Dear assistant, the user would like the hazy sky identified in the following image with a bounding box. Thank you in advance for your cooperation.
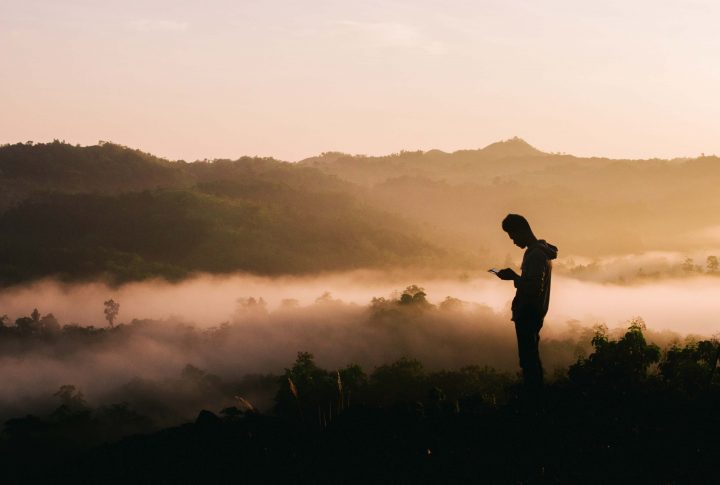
[2,0,719,161]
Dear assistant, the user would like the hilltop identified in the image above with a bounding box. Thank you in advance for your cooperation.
[298,137,556,186]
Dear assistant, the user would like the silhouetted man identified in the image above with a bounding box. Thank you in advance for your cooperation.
[494,214,557,392]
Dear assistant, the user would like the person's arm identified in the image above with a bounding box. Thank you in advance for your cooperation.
[496,268,518,280]
[513,251,546,296]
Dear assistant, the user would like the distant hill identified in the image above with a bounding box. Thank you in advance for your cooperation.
[298,138,720,257]
[1,139,719,284]
[476,136,544,158]
[298,137,587,186]
[0,142,448,285]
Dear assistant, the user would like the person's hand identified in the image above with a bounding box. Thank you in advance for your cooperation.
[496,268,518,281]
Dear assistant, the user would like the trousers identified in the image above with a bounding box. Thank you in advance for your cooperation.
[514,316,544,389]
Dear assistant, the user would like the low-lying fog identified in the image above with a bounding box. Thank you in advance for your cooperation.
[1,268,719,336]
[1,257,719,422]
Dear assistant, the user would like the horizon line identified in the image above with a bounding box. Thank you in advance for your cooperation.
[1,137,716,164]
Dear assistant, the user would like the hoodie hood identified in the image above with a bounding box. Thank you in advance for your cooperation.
[530,239,558,260]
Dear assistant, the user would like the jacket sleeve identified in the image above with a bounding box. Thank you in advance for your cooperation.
[514,250,546,297]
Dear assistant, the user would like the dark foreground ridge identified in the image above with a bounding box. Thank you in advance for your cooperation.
[2,322,720,484]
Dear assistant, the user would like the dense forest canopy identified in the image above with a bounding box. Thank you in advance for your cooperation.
[1,138,718,285]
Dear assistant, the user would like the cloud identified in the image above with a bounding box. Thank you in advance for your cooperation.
[333,20,446,54]
[127,19,189,32]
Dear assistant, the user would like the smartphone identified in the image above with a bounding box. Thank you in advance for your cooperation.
[488,268,500,275]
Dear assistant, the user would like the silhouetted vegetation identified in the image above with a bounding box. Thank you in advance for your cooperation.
[1,307,719,483]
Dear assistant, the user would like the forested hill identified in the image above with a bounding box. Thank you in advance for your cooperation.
[0,141,448,285]
[300,137,720,258]
[297,136,686,186]
[0,141,190,210]
[0,141,353,210]
[298,137,556,186]
[2,138,719,285]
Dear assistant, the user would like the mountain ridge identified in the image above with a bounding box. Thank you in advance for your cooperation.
[2,139,720,285]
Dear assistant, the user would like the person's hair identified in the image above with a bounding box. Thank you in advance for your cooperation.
[502,213,532,234]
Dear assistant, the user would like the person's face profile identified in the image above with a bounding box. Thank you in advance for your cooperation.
[507,229,526,248]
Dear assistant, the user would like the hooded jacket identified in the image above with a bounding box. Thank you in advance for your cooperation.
[511,239,558,323]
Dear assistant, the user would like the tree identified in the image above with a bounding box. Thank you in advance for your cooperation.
[660,339,718,392]
[39,313,60,333]
[275,352,336,423]
[370,357,427,405]
[707,255,719,273]
[15,316,37,334]
[439,296,463,311]
[568,319,660,388]
[104,299,120,327]
[54,384,87,408]
[400,285,428,306]
[51,384,89,420]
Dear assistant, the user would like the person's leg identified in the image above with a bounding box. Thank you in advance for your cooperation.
[534,318,544,387]
[514,319,543,389]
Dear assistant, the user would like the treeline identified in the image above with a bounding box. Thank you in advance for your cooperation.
[558,254,720,284]
[1,322,719,483]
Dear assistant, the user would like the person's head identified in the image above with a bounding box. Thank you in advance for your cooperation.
[502,214,535,248]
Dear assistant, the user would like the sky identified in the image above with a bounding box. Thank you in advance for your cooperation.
[1,0,719,162]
